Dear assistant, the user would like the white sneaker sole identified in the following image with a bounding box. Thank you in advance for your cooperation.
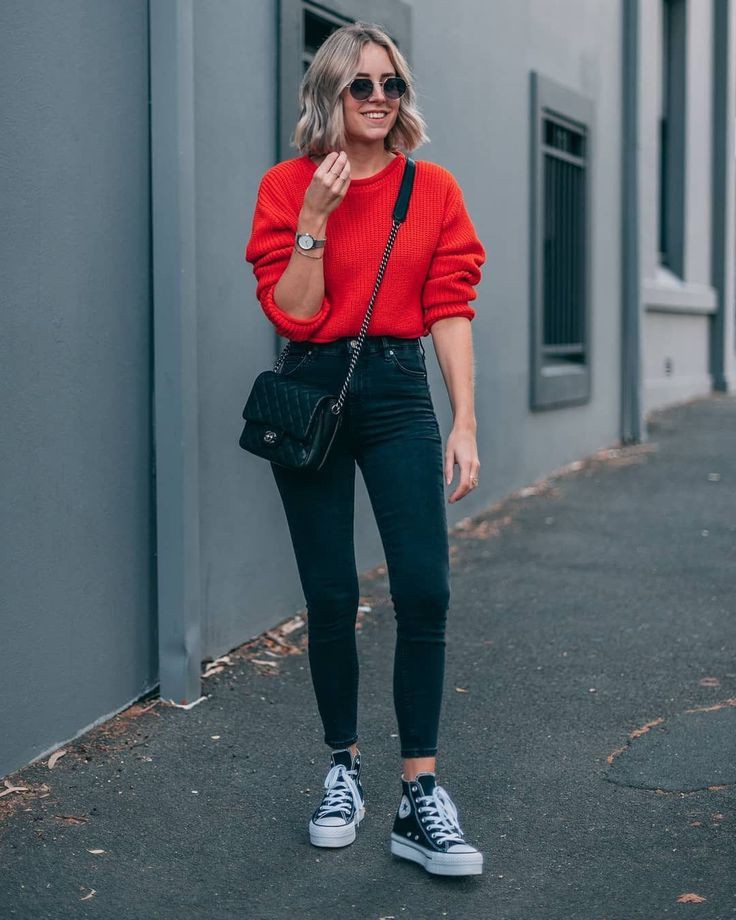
[309,804,365,848]
[390,833,483,876]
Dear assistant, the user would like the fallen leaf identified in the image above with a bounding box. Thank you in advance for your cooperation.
[455,687,469,693]
[80,889,97,901]
[87,849,106,855]
[202,664,226,678]
[0,780,30,798]
[164,696,207,710]
[676,893,706,904]
[264,631,291,648]
[48,749,67,769]
[453,514,512,540]
[202,655,234,678]
[279,616,305,636]
[54,814,89,825]
[249,659,278,668]
[699,676,720,687]
[137,699,161,714]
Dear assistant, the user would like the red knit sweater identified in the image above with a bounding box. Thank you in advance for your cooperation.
[244,150,486,342]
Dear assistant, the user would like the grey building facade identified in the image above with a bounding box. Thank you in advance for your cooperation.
[1,0,733,778]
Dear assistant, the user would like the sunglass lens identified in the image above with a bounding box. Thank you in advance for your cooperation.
[349,78,373,101]
[384,77,407,99]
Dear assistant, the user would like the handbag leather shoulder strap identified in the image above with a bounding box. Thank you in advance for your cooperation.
[393,155,415,223]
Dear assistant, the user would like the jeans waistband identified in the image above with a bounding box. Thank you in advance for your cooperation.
[286,335,425,357]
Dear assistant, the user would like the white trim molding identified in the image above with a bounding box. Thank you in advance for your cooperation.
[643,266,717,314]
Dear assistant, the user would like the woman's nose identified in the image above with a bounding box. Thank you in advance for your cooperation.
[368,82,387,102]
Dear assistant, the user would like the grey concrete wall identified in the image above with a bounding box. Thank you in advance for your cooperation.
[193,0,296,656]
[0,1,155,776]
[412,0,623,505]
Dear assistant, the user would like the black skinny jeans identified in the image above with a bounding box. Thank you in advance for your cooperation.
[270,334,450,759]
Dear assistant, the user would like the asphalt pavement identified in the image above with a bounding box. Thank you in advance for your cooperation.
[1,394,735,920]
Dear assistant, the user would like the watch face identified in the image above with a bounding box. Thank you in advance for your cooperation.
[297,233,314,250]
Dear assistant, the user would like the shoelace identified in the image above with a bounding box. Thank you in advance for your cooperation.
[316,764,362,819]
[416,784,466,845]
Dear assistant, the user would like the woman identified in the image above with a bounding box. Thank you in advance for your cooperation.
[245,22,486,877]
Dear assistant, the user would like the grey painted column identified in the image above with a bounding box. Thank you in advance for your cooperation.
[710,0,734,391]
[621,0,644,443]
[149,0,202,703]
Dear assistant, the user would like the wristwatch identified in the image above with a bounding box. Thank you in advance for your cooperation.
[295,231,326,252]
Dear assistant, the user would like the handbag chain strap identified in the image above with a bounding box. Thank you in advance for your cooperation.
[272,156,415,416]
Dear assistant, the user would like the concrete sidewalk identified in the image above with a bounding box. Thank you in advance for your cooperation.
[1,395,735,920]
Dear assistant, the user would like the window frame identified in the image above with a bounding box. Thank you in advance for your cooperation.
[529,70,594,410]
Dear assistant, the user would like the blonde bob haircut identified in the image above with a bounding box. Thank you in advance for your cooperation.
[293,21,429,155]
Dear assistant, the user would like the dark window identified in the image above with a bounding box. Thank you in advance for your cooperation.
[303,5,349,71]
[542,114,587,367]
[658,0,686,275]
[658,0,670,261]
[530,73,593,409]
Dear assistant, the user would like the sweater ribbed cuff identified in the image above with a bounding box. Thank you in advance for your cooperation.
[423,303,476,331]
[261,288,331,341]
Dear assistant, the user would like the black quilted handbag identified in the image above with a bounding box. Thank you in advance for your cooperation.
[239,156,415,471]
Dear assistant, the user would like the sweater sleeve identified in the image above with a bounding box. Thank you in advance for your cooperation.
[244,168,331,341]
[421,175,486,331]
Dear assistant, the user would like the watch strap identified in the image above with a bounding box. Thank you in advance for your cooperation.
[295,232,326,250]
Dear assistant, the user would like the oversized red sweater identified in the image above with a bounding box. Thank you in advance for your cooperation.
[244,150,486,342]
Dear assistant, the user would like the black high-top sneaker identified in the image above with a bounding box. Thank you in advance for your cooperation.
[308,748,365,848]
[390,771,483,876]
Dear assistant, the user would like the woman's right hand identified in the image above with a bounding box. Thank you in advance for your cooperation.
[273,152,349,320]
[302,150,351,219]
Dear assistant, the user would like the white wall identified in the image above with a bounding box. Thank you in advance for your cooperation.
[639,0,718,413]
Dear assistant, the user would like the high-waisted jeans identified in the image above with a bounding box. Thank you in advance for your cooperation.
[270,334,450,758]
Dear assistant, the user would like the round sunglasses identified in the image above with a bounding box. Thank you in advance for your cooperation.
[343,76,407,101]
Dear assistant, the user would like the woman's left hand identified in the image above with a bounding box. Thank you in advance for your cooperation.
[445,425,480,503]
